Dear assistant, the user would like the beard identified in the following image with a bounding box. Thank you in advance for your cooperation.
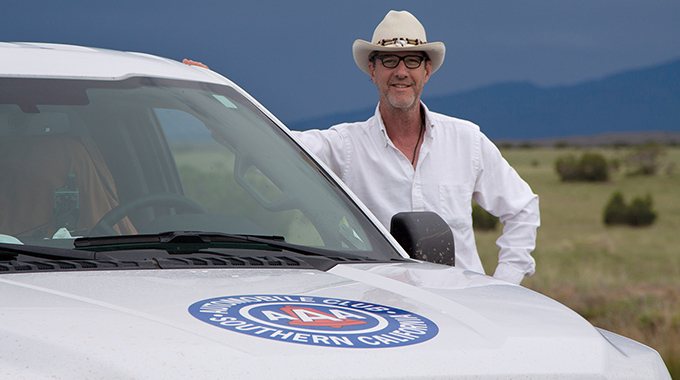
[386,92,417,110]
[383,83,420,110]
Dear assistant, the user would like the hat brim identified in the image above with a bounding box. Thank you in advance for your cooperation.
[352,39,446,76]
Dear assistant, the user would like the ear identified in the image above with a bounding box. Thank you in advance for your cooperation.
[368,61,378,84]
[422,60,432,84]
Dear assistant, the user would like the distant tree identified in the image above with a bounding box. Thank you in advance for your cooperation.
[555,152,609,182]
[555,154,579,181]
[613,141,631,149]
[624,143,664,176]
[577,153,609,182]
[627,194,657,226]
[603,191,629,225]
[603,191,657,227]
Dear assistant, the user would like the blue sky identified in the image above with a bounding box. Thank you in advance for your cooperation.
[4,0,680,125]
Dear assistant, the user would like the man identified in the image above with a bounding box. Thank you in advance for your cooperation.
[183,10,539,284]
[292,10,540,285]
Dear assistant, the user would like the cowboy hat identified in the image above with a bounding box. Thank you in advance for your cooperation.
[352,10,446,75]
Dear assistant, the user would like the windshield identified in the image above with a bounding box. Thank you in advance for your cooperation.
[0,77,400,260]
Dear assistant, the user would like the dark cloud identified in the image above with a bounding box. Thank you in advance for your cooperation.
[4,0,680,124]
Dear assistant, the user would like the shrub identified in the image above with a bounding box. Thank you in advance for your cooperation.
[603,191,629,225]
[472,203,498,231]
[555,154,579,181]
[624,144,664,176]
[603,192,657,227]
[627,194,657,226]
[555,152,609,182]
[577,153,609,182]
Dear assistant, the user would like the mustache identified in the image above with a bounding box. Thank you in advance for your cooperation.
[388,80,414,86]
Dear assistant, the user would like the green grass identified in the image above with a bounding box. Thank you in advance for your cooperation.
[476,146,680,377]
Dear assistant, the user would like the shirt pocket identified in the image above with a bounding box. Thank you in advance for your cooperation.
[438,183,474,230]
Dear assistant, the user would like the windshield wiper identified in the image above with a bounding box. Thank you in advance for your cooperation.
[75,231,278,250]
[74,231,373,261]
[0,242,105,261]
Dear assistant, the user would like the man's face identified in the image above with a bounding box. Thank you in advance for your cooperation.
[368,52,432,112]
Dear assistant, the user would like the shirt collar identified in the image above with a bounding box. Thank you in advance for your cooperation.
[374,104,389,147]
[421,102,434,136]
[374,101,434,147]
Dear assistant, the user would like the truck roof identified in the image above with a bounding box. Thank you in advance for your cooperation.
[0,42,222,83]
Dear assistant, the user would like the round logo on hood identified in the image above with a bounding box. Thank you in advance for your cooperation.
[189,295,438,348]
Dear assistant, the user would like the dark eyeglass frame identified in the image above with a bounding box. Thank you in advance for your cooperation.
[373,54,428,69]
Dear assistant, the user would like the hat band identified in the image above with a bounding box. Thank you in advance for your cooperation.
[376,37,426,47]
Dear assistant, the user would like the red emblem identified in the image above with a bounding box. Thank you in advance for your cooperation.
[279,305,368,328]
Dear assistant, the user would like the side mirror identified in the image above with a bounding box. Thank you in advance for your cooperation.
[390,211,455,266]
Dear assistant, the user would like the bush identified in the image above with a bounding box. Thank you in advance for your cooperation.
[555,152,609,182]
[555,154,579,181]
[628,194,657,226]
[624,143,664,176]
[577,153,609,181]
[603,192,657,227]
[472,203,498,231]
[603,191,629,225]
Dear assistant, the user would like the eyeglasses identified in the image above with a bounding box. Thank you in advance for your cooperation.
[373,54,427,69]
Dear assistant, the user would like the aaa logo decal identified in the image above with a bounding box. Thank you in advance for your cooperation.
[188,295,438,348]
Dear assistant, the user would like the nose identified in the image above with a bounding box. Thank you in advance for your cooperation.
[393,60,410,76]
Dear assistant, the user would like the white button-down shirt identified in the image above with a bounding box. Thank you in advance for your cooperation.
[293,103,539,284]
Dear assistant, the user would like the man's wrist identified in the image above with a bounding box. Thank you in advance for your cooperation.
[493,262,526,285]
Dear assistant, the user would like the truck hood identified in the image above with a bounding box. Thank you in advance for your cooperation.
[0,262,669,379]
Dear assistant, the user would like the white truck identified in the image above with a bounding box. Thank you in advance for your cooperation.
[0,42,671,379]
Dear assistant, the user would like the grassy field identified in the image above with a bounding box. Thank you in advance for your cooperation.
[476,145,680,377]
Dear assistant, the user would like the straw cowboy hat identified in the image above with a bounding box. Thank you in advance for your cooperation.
[352,10,446,75]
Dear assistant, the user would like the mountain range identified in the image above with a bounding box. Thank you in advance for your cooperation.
[288,58,680,143]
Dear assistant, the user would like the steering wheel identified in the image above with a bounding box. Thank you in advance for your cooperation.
[88,193,206,236]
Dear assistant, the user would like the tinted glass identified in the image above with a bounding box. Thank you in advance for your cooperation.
[0,77,400,260]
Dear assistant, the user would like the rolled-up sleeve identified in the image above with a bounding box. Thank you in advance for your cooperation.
[473,134,540,284]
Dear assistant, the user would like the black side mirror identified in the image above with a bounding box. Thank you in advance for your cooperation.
[390,211,455,266]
